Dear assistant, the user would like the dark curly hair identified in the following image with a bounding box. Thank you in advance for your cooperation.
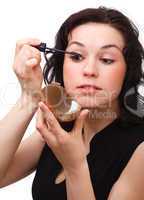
[43,7,144,124]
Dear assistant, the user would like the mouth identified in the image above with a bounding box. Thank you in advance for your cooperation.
[77,84,102,91]
[76,84,102,95]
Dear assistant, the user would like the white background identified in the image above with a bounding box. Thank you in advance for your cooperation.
[0,0,144,199]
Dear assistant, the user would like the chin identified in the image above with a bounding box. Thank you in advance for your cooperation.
[75,96,108,109]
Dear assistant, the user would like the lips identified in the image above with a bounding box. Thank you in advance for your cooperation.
[77,84,102,90]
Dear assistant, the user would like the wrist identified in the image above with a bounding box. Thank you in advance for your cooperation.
[64,160,95,200]
[19,91,42,113]
[64,159,89,178]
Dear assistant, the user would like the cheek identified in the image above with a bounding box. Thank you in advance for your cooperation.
[103,64,126,99]
[63,62,79,93]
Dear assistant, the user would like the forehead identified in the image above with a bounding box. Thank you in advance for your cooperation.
[68,22,125,49]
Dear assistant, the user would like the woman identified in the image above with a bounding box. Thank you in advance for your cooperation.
[1,7,144,200]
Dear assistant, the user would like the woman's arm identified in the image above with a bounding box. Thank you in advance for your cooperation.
[0,95,38,181]
[0,38,43,182]
[108,142,144,200]
[36,102,96,200]
[36,102,144,200]
[65,141,144,200]
[0,130,45,188]
[0,102,45,188]
[0,94,42,182]
[64,161,96,200]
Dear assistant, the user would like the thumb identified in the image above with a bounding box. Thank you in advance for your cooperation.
[73,109,89,136]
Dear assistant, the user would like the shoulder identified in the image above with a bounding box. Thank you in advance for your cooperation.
[117,120,144,151]
[119,141,144,180]
[109,141,144,199]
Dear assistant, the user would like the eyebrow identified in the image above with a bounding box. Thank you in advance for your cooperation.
[68,41,85,48]
[101,44,122,52]
[68,41,122,52]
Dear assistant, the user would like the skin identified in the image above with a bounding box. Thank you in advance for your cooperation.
[0,24,144,200]
[64,23,126,109]
[63,23,126,142]
[36,23,144,199]
[0,38,45,185]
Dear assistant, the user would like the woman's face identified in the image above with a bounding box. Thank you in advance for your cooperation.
[63,22,126,109]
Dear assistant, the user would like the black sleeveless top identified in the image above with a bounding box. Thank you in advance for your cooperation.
[32,119,144,200]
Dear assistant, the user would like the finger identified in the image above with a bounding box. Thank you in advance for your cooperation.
[19,45,41,71]
[15,38,41,53]
[73,109,89,136]
[36,108,56,146]
[36,108,45,140]
[36,108,47,136]
[17,58,41,79]
[38,101,65,137]
[21,44,41,61]
[26,58,39,68]
[36,108,44,126]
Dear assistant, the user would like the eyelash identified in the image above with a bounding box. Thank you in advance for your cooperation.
[69,54,83,62]
[100,58,115,65]
[68,54,115,65]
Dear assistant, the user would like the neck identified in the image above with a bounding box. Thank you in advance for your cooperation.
[83,100,120,143]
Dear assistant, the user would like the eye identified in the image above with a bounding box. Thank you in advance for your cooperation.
[69,52,83,62]
[100,58,115,65]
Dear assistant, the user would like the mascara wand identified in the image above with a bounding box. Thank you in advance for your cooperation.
[35,42,81,57]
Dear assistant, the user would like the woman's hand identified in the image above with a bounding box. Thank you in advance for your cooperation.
[13,38,43,103]
[36,101,89,173]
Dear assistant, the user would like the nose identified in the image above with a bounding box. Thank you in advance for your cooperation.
[83,57,99,77]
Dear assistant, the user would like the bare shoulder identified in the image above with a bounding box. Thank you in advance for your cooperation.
[108,142,144,200]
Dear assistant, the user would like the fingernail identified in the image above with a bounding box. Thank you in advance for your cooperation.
[39,102,48,110]
[26,58,37,66]
[85,109,90,114]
